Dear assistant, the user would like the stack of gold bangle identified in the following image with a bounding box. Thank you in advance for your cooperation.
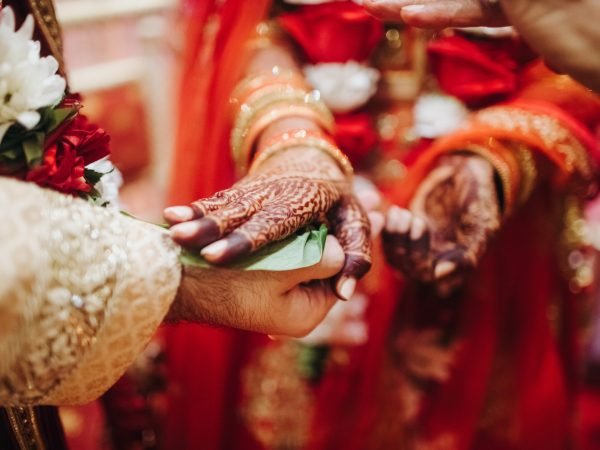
[230,69,335,173]
[249,128,354,178]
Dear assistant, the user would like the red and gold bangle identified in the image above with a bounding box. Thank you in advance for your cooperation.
[463,141,519,217]
[249,129,354,177]
[231,89,334,172]
[231,71,308,108]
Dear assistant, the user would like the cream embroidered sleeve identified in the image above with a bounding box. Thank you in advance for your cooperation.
[0,178,181,406]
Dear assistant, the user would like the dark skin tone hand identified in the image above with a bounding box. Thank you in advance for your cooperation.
[383,154,501,296]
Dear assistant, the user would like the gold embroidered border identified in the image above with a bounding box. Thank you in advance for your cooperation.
[463,144,515,216]
[473,107,593,180]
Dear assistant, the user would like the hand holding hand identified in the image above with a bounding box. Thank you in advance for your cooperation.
[165,147,372,300]
[383,154,500,295]
[167,236,346,337]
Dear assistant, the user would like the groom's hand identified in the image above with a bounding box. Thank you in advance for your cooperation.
[164,147,372,301]
[166,236,346,337]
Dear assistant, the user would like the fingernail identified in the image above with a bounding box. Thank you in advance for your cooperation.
[386,206,411,234]
[434,260,456,279]
[410,217,426,240]
[170,221,201,239]
[337,277,357,301]
[201,239,229,260]
[397,209,412,234]
[164,206,194,221]
[402,4,427,13]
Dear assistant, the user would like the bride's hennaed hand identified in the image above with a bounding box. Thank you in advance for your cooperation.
[383,154,501,296]
[164,147,372,300]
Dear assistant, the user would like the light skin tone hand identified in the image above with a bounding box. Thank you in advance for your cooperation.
[383,154,501,296]
[166,236,346,338]
[363,0,600,92]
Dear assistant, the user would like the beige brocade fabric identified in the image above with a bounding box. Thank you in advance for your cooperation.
[0,178,181,405]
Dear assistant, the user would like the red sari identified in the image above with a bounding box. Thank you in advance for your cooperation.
[165,1,600,449]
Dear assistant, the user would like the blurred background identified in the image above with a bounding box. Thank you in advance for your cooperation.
[57,0,181,222]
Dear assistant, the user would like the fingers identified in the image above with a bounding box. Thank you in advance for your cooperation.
[255,242,348,336]
[383,205,433,280]
[329,196,373,300]
[353,175,382,213]
[170,196,263,250]
[163,205,196,224]
[363,0,507,28]
[274,280,340,338]
[363,0,419,21]
[200,202,317,264]
[163,187,245,225]
[368,211,385,238]
[280,236,346,288]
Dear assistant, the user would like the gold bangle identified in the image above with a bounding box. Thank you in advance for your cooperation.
[249,130,354,177]
[237,106,336,173]
[230,70,307,106]
[514,144,538,205]
[464,143,515,216]
[231,89,334,169]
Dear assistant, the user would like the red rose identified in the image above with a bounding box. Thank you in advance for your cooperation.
[428,33,535,107]
[279,2,383,63]
[335,112,379,167]
[27,115,110,194]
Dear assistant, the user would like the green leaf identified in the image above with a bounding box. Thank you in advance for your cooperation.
[48,107,77,132]
[0,148,22,160]
[121,211,329,272]
[181,224,328,271]
[22,133,44,165]
[84,168,105,185]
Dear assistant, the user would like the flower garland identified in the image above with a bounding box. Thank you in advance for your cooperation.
[0,6,113,203]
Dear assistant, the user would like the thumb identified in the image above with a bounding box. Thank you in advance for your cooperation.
[278,236,345,289]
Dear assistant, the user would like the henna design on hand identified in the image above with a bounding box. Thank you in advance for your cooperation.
[383,154,501,295]
[166,148,373,296]
[329,195,372,288]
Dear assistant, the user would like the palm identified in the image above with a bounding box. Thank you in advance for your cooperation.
[383,154,500,294]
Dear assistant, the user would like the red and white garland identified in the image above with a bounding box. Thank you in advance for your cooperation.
[0,6,116,204]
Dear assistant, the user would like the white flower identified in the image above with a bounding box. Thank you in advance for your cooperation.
[412,93,469,139]
[0,6,66,142]
[304,61,380,114]
[86,158,123,209]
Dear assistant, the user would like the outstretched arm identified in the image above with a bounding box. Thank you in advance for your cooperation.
[0,178,347,406]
